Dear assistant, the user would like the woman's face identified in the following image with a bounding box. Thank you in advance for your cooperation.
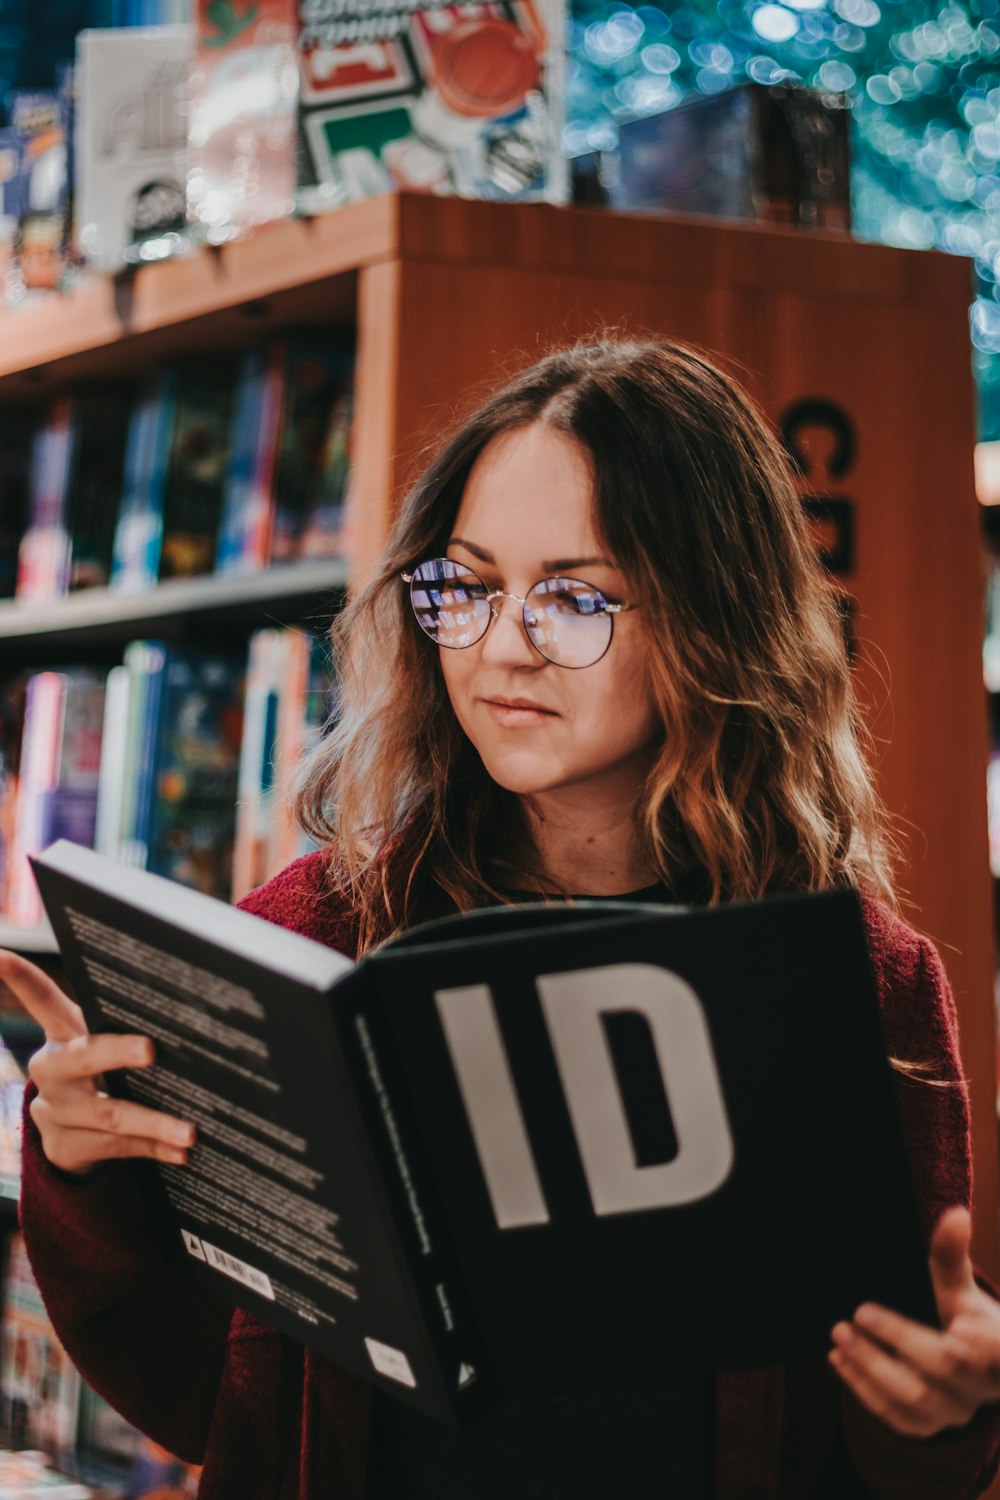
[437,424,662,803]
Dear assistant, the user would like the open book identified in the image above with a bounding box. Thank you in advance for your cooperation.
[29,841,935,1424]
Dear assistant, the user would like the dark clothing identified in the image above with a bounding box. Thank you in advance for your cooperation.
[19,851,1000,1499]
[367,1377,711,1498]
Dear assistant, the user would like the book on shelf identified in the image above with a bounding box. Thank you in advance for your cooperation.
[15,402,76,602]
[109,373,177,594]
[0,414,32,600]
[296,0,567,210]
[216,340,354,572]
[10,87,71,298]
[270,343,355,563]
[0,1236,199,1497]
[0,1234,82,1460]
[74,25,192,270]
[95,642,243,900]
[5,671,107,928]
[31,840,934,1425]
[188,0,297,238]
[65,389,134,592]
[159,357,239,580]
[232,628,337,900]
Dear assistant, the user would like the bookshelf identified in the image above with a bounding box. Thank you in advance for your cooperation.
[0,191,995,1282]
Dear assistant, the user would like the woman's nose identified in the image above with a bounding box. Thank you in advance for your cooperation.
[480,595,540,665]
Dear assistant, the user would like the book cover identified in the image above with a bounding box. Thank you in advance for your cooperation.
[297,0,566,209]
[75,26,192,270]
[65,388,133,591]
[110,373,177,594]
[9,91,69,297]
[159,358,239,580]
[15,401,77,602]
[188,0,298,239]
[0,674,28,910]
[31,842,937,1425]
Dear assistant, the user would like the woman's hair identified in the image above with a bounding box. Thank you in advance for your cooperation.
[296,338,897,953]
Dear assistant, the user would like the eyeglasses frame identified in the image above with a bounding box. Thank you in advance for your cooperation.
[400,559,638,669]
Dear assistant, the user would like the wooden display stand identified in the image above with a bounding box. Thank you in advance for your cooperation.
[0,193,994,1281]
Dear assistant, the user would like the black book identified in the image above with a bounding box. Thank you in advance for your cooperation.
[29,840,936,1425]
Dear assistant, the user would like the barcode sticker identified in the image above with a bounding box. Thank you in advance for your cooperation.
[182,1228,275,1301]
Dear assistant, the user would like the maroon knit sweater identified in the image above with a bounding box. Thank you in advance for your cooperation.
[18,852,1000,1498]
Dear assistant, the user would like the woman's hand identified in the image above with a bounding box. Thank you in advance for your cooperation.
[829,1206,1000,1436]
[0,948,196,1176]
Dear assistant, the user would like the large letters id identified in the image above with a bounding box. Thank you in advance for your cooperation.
[435,963,734,1230]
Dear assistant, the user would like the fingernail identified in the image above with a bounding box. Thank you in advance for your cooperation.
[169,1123,195,1147]
[131,1040,154,1066]
[832,1323,854,1345]
[854,1306,877,1331]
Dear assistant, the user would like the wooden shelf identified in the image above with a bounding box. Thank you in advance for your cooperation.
[0,559,347,657]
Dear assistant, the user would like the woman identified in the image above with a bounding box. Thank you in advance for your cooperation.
[7,338,1000,1498]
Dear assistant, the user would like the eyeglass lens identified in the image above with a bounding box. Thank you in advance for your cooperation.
[407,558,614,669]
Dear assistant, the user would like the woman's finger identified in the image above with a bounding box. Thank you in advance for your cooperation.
[36,1121,192,1176]
[851,1302,994,1402]
[28,1032,154,1090]
[31,1090,196,1151]
[830,1327,971,1434]
[0,949,85,1042]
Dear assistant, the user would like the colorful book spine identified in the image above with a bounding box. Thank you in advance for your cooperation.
[159,356,239,579]
[109,373,176,593]
[15,400,76,601]
[93,664,132,860]
[144,645,244,899]
[65,388,133,591]
[215,348,269,575]
[6,669,106,926]
[271,343,354,563]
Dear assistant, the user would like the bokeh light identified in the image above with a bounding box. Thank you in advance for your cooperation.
[566,0,1000,438]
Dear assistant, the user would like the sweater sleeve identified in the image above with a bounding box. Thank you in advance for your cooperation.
[840,929,1000,1499]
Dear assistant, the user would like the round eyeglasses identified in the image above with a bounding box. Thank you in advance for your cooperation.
[401,557,637,669]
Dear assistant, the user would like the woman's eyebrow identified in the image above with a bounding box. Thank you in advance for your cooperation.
[448,537,615,573]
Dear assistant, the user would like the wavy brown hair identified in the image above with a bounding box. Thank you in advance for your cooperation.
[296,338,897,954]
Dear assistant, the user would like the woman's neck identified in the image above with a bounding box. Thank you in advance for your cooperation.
[521,785,660,897]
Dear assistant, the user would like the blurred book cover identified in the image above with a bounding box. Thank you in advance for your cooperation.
[188,0,298,237]
[75,26,192,269]
[609,83,851,230]
[9,87,70,296]
[297,0,566,208]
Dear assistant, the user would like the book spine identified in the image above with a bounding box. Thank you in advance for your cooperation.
[232,628,279,901]
[336,982,487,1421]
[110,384,167,593]
[248,340,286,567]
[93,664,131,859]
[216,349,266,576]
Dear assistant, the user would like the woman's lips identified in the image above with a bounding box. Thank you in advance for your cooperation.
[482,698,558,727]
